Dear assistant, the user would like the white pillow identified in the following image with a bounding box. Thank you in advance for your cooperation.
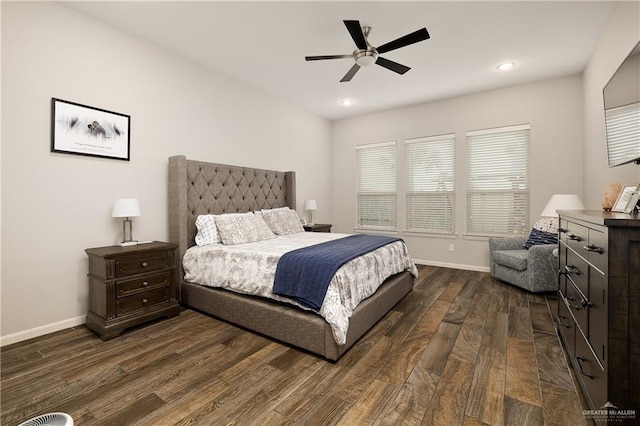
[261,207,305,235]
[194,214,221,246]
[214,212,276,245]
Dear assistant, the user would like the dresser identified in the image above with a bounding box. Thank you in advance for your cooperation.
[85,241,181,340]
[557,210,639,421]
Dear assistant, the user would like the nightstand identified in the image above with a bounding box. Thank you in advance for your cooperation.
[304,223,332,233]
[84,241,181,340]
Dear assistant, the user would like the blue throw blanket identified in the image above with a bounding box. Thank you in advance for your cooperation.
[272,234,402,310]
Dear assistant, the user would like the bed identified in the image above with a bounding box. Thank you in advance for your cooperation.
[168,155,416,360]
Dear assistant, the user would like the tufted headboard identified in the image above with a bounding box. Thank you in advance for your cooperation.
[168,155,296,277]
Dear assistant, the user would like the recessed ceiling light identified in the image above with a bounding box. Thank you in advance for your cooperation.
[497,62,515,71]
[340,98,355,106]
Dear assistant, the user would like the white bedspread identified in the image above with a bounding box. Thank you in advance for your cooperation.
[182,232,417,345]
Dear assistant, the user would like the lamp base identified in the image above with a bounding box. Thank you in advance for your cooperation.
[120,241,138,247]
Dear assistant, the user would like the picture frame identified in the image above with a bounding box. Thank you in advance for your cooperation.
[51,98,130,161]
[299,217,307,225]
[611,184,639,213]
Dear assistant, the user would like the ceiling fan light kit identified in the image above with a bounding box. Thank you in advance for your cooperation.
[306,20,430,82]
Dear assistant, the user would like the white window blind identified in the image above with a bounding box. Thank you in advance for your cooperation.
[405,134,455,234]
[467,124,530,236]
[605,102,640,166]
[356,141,397,230]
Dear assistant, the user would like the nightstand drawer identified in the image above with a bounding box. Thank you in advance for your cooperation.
[116,272,170,298]
[115,253,170,277]
[117,287,170,315]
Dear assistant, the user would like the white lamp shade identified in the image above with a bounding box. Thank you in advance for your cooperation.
[112,198,141,218]
[540,194,585,217]
[304,200,317,211]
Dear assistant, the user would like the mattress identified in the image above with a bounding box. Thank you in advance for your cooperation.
[182,232,417,344]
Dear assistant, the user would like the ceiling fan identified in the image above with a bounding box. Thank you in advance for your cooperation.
[305,20,430,82]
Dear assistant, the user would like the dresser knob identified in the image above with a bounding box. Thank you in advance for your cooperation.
[141,262,148,267]
[142,281,149,287]
[142,298,148,304]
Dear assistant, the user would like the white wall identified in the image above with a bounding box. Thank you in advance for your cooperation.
[582,1,640,207]
[0,2,331,343]
[331,75,585,270]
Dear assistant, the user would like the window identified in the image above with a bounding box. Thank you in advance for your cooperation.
[605,102,640,166]
[356,141,397,230]
[466,124,530,236]
[405,134,455,234]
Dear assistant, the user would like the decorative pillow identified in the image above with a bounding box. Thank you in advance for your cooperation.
[523,218,559,249]
[533,217,558,234]
[261,207,305,235]
[194,215,221,246]
[214,212,276,245]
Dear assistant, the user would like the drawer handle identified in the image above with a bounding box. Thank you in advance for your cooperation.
[142,298,148,304]
[565,265,581,275]
[141,262,148,268]
[568,233,583,242]
[582,244,604,254]
[142,281,149,287]
[576,356,594,379]
[558,315,571,329]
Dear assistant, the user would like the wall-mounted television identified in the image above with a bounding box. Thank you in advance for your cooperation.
[603,41,640,167]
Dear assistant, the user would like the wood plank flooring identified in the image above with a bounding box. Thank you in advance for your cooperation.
[1,266,589,425]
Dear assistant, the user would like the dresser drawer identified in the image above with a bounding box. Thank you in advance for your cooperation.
[565,249,588,298]
[116,271,170,298]
[584,228,607,274]
[115,252,171,277]
[575,333,607,408]
[588,270,607,366]
[564,221,588,255]
[558,293,576,355]
[116,287,170,315]
[565,279,588,334]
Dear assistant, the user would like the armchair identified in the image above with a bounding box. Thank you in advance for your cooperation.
[489,236,557,293]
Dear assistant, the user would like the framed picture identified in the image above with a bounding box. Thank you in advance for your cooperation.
[51,98,130,161]
[612,184,639,213]
[299,217,307,225]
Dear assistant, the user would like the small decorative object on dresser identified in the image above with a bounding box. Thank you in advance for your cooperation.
[611,184,639,213]
[303,223,332,233]
[85,241,180,340]
[602,183,622,211]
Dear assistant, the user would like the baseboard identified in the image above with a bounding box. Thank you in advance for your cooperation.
[412,258,491,273]
[0,315,86,347]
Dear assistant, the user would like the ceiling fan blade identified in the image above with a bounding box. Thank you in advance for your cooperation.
[305,54,353,61]
[375,57,411,75]
[377,28,430,54]
[344,20,368,50]
[340,63,361,82]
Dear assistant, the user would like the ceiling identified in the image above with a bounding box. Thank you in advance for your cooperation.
[63,1,617,120]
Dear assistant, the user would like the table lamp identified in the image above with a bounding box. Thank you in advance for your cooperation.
[112,198,141,246]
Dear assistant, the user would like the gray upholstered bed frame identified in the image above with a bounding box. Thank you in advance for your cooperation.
[168,155,414,360]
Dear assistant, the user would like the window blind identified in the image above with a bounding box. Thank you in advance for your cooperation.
[605,102,640,166]
[405,134,455,234]
[356,141,397,230]
[466,124,530,236]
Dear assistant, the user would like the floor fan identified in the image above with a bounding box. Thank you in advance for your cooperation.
[18,413,73,426]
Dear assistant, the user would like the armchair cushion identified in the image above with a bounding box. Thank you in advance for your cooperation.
[493,249,528,271]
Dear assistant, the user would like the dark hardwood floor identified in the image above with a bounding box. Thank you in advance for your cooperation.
[1,266,589,425]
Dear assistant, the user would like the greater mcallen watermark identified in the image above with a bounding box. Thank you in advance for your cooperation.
[583,402,636,423]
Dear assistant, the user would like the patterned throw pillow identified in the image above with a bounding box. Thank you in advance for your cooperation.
[523,218,559,249]
[261,207,305,235]
[194,215,221,246]
[214,212,276,245]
